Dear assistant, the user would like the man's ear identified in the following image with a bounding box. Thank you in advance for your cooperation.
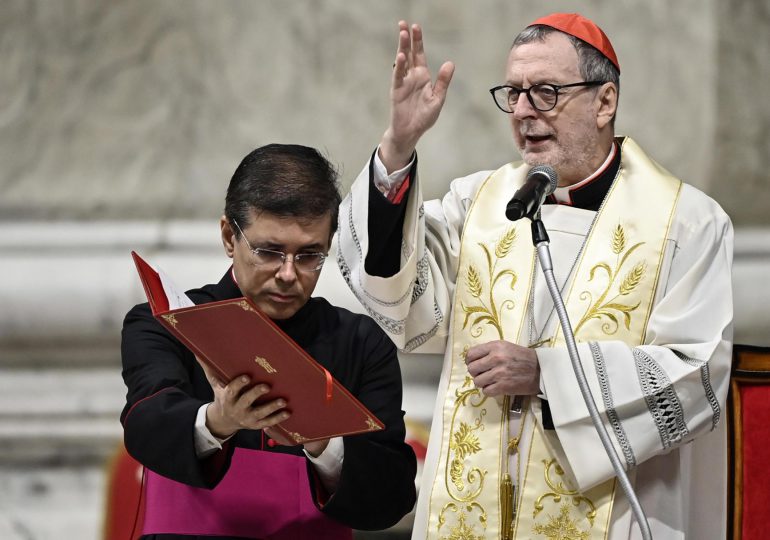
[596,82,618,130]
[220,216,235,258]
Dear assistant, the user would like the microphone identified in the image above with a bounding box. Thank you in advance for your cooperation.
[505,165,558,221]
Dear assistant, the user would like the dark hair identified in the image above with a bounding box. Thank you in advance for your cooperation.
[224,144,341,240]
[512,25,620,123]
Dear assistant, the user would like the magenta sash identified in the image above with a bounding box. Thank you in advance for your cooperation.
[142,447,352,539]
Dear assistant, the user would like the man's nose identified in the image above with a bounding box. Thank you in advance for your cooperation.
[512,91,538,120]
[275,256,298,282]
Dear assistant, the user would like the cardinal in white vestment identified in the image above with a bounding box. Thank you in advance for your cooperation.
[337,12,733,540]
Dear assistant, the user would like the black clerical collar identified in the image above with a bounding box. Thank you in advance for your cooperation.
[544,141,621,211]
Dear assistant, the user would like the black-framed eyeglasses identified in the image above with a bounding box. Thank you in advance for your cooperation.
[489,81,605,113]
[232,219,327,272]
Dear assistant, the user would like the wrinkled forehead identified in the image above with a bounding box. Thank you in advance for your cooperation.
[505,33,581,83]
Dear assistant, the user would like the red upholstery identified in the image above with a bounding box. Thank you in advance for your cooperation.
[102,443,145,540]
[727,345,770,540]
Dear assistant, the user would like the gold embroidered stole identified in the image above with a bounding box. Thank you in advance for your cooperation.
[426,161,535,540]
[426,138,682,540]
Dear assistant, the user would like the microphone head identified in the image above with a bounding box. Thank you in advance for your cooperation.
[527,165,558,196]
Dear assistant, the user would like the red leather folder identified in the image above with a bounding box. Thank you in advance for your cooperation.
[131,251,384,444]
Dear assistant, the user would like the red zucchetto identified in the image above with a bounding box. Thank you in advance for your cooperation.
[529,12,620,72]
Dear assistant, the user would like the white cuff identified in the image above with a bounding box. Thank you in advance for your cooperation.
[304,437,344,494]
[193,403,230,458]
[373,147,414,196]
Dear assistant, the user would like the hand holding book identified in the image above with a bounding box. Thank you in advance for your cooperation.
[132,251,384,445]
[195,357,290,440]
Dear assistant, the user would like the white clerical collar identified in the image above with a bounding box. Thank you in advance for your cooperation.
[551,142,618,205]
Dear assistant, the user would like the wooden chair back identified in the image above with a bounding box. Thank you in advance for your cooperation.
[727,344,770,540]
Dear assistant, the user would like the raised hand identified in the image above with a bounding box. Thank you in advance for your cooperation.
[379,21,455,173]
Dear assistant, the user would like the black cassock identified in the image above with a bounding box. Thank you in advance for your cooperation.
[121,269,417,539]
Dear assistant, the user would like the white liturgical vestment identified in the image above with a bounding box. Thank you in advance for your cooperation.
[337,137,733,539]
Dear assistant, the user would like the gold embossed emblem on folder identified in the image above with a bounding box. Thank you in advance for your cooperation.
[161,314,179,329]
[238,300,257,313]
[287,431,308,444]
[254,356,277,374]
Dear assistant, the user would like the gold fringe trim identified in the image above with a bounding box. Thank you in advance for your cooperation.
[501,473,514,540]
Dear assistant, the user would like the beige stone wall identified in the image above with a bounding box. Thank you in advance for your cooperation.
[712,0,770,225]
[2,0,762,224]
[1,3,769,537]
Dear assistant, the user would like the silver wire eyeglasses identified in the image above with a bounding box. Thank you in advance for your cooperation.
[489,81,605,113]
[232,219,327,272]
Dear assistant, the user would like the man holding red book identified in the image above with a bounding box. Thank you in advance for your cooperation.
[121,143,417,539]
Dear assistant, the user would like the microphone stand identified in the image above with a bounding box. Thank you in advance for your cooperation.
[530,212,653,540]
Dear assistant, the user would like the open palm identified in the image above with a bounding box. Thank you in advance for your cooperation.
[381,21,455,171]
